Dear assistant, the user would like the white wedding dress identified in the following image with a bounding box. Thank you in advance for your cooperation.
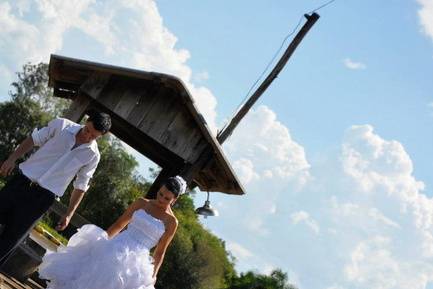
[39,209,165,289]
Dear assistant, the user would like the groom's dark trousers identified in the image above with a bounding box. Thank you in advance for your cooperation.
[0,172,55,267]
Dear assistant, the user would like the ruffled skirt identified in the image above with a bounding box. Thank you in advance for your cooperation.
[38,225,155,289]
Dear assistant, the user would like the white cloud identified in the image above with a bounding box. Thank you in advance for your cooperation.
[290,211,320,234]
[214,124,433,289]
[193,71,209,82]
[0,64,14,97]
[343,58,366,70]
[344,236,433,289]
[334,125,433,288]
[0,0,219,131]
[226,241,253,260]
[417,0,433,41]
[225,105,310,188]
[330,197,400,229]
[326,286,346,289]
[217,105,310,237]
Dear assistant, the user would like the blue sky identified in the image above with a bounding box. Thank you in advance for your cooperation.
[1,1,433,288]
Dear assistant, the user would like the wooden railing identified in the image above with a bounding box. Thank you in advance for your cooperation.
[47,201,90,228]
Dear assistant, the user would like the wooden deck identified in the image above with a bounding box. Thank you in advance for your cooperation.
[0,228,57,289]
[0,272,44,289]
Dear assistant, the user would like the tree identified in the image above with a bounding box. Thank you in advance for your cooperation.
[10,62,70,117]
[156,195,236,289]
[0,98,51,162]
[0,62,70,164]
[229,269,297,289]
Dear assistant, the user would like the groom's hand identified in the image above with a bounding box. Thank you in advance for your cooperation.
[56,215,71,231]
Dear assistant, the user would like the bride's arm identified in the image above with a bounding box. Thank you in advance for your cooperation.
[106,198,147,239]
[152,216,178,279]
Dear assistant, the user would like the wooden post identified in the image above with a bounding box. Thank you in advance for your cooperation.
[217,13,320,144]
[63,93,91,123]
[146,168,180,199]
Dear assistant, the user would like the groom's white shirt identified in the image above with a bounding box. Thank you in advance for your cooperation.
[19,118,100,197]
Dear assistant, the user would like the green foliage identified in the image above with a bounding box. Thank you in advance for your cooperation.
[156,195,236,289]
[36,221,69,245]
[0,62,69,163]
[0,98,51,162]
[229,269,297,289]
[10,62,70,116]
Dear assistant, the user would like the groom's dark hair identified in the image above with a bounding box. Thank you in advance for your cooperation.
[87,110,111,134]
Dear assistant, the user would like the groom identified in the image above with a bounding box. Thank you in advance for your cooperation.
[0,110,111,266]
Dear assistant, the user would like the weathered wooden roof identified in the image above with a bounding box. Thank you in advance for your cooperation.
[48,54,244,195]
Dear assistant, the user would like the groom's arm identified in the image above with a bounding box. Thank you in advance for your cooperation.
[0,136,34,176]
[55,153,101,231]
[56,188,85,231]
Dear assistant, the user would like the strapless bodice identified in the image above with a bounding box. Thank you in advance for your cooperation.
[118,209,165,249]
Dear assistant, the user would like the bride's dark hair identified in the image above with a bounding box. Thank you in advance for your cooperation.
[164,177,184,197]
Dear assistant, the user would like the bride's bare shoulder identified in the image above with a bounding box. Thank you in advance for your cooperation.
[132,197,150,209]
[139,197,150,203]
[164,211,178,228]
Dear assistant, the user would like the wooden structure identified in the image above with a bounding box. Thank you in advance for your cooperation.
[0,272,44,289]
[48,54,245,196]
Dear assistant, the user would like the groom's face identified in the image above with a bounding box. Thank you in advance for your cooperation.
[79,121,103,143]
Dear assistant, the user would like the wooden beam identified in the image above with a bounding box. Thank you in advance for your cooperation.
[79,71,111,100]
[63,93,90,122]
[146,167,181,199]
[217,13,320,143]
[106,112,185,169]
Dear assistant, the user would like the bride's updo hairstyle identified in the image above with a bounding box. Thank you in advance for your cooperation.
[164,176,187,197]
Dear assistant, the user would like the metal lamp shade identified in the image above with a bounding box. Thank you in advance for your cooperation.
[195,198,219,217]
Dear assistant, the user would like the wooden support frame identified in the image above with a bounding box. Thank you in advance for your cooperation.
[63,93,91,123]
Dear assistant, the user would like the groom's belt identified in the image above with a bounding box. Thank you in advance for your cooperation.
[18,171,53,194]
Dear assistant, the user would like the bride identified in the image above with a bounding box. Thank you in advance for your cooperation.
[38,176,186,289]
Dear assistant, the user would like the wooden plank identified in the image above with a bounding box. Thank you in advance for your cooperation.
[63,93,90,122]
[125,82,161,127]
[93,76,126,112]
[79,72,111,100]
[112,84,143,120]
[146,96,182,143]
[49,61,92,87]
[48,201,90,228]
[161,110,206,163]
[49,55,173,89]
[183,138,209,163]
[0,272,44,289]
[109,115,184,169]
[138,86,174,132]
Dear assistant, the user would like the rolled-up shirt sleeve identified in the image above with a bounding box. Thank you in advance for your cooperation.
[32,118,63,147]
[73,154,100,192]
